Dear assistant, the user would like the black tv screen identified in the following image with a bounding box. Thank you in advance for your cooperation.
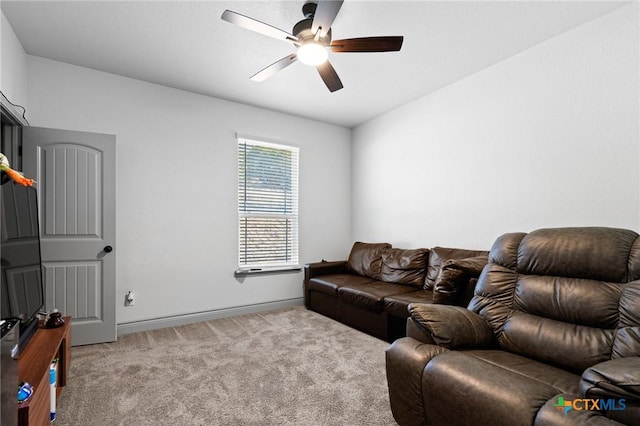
[0,179,44,350]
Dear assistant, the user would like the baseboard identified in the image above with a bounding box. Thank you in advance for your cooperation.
[116,298,304,336]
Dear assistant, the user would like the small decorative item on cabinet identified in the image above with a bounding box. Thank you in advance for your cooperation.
[45,310,65,329]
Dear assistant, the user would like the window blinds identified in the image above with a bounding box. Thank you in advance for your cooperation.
[238,138,299,269]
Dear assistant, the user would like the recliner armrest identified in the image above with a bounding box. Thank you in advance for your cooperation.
[304,260,348,281]
[303,260,349,308]
[408,303,495,348]
[581,357,640,401]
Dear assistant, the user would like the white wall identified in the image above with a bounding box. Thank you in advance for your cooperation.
[1,11,28,111]
[26,56,352,324]
[352,4,639,251]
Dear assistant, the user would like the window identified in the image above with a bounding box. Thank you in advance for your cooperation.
[237,137,299,271]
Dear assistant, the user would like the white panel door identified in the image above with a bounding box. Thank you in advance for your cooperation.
[22,127,116,346]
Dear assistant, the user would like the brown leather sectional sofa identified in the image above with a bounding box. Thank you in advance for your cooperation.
[386,227,640,426]
[303,242,487,342]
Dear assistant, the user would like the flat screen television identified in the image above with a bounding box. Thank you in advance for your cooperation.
[0,177,44,354]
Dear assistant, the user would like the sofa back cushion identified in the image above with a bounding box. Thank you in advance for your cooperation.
[468,227,640,373]
[425,246,488,290]
[346,242,391,280]
[380,248,429,287]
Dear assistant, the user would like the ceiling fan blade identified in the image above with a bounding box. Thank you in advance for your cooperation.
[221,10,298,43]
[316,61,343,92]
[311,0,344,38]
[250,54,298,82]
[330,36,404,53]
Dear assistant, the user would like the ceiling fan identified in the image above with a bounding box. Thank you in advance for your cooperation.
[221,0,404,92]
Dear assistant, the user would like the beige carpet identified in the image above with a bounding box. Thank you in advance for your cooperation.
[54,306,396,425]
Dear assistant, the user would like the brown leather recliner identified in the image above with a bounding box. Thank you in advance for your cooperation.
[386,227,640,426]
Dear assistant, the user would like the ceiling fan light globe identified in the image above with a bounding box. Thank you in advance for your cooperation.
[297,42,328,66]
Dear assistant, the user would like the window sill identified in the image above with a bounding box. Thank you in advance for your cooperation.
[234,266,302,276]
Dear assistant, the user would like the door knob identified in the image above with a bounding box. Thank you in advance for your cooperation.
[104,245,113,253]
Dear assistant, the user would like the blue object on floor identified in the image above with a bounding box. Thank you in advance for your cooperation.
[17,382,33,403]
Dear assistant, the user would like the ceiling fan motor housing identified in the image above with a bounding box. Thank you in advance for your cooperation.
[295,2,332,45]
[302,1,317,18]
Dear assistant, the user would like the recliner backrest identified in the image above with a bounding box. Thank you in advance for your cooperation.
[468,227,640,373]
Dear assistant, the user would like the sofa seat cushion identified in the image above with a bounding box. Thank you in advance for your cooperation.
[338,281,417,312]
[308,274,378,296]
[384,290,435,318]
[422,349,580,426]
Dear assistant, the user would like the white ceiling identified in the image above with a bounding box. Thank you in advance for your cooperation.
[1,0,630,128]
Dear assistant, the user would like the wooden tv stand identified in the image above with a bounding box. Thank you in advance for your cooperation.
[18,317,71,426]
